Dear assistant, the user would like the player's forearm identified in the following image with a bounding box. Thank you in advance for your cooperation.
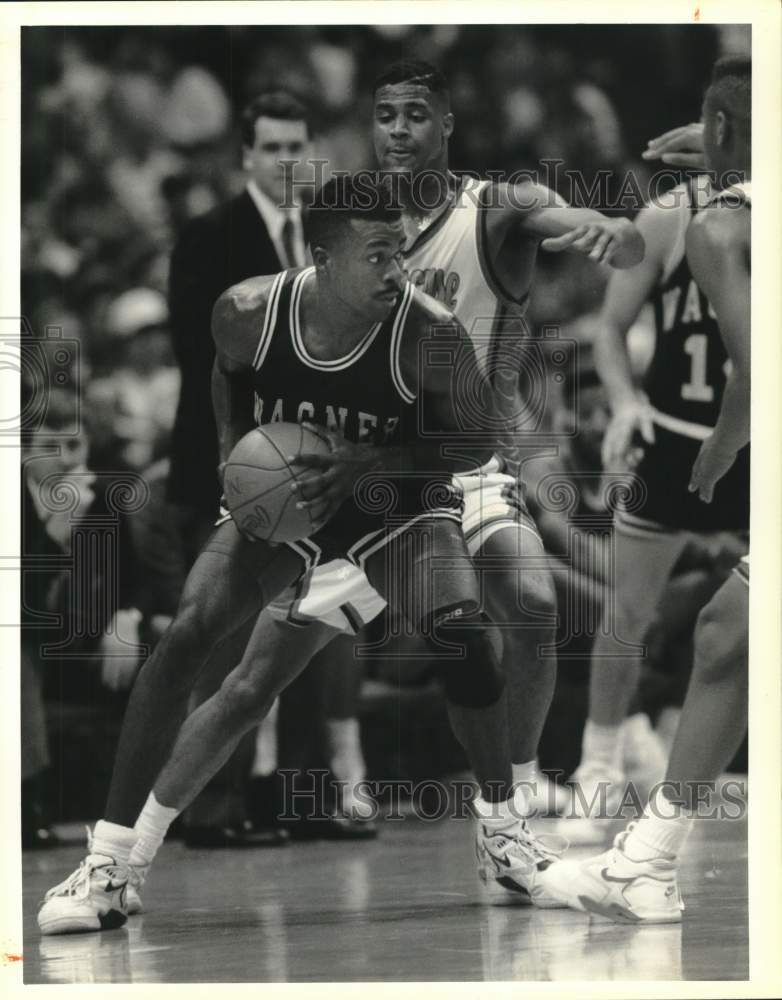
[521,204,644,268]
[706,370,750,456]
[594,320,639,413]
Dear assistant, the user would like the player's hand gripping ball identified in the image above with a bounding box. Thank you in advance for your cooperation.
[223,422,332,542]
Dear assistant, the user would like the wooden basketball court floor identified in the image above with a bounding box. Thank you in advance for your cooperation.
[21,813,747,984]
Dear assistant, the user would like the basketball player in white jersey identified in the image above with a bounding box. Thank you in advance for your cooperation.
[546,56,752,923]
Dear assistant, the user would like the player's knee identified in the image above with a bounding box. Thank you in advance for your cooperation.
[219,670,274,727]
[693,601,746,687]
[519,571,557,623]
[432,614,506,709]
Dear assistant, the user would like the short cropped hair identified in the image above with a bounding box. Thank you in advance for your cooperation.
[305,175,402,252]
[240,90,310,147]
[705,56,751,127]
[373,60,450,107]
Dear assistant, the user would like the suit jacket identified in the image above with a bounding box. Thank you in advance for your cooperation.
[167,190,287,512]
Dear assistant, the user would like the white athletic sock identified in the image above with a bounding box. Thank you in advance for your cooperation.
[129,792,181,867]
[623,787,693,861]
[90,819,137,864]
[581,719,623,775]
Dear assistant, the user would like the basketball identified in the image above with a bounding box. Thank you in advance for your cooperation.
[222,422,332,542]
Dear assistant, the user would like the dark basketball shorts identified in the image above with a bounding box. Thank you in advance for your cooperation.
[629,422,749,533]
[266,457,543,634]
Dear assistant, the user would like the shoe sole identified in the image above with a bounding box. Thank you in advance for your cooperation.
[38,909,128,936]
[578,895,681,924]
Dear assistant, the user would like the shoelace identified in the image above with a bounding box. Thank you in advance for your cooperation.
[44,857,126,902]
[490,820,569,868]
[514,821,569,864]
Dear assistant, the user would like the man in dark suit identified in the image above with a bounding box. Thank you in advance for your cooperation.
[167,90,309,543]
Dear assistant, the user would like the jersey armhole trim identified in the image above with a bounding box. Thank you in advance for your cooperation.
[252,270,286,370]
[390,283,416,404]
[476,182,531,310]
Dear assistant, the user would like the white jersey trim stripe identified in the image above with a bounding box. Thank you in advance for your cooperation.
[390,283,416,404]
[650,407,713,441]
[290,266,383,371]
[253,270,286,370]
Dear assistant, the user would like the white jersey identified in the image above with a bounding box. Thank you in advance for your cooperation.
[403,176,529,378]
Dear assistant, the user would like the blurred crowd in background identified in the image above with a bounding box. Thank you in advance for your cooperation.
[20,23,750,832]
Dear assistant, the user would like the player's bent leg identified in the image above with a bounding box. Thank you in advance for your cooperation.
[364,515,566,909]
[151,614,339,812]
[105,520,304,827]
[545,571,749,924]
[570,521,688,836]
[477,522,561,806]
[665,571,748,806]
[38,523,305,937]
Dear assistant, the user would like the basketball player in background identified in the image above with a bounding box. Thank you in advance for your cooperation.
[39,177,537,935]
[547,55,752,923]
[564,57,750,840]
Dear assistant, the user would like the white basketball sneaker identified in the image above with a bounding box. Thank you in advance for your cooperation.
[126,861,149,915]
[544,823,684,924]
[476,816,569,908]
[37,854,130,936]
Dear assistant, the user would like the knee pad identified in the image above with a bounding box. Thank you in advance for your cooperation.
[429,611,506,709]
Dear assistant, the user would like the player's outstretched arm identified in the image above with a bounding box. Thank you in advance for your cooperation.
[211,277,274,474]
[493,180,645,269]
[685,206,751,502]
[596,199,681,470]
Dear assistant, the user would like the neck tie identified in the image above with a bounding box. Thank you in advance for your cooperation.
[281,214,298,269]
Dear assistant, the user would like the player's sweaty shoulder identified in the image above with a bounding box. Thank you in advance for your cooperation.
[212,274,279,368]
[688,200,750,261]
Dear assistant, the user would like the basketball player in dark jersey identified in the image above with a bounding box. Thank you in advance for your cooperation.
[262,60,646,901]
[39,177,512,935]
[547,56,752,923]
[565,59,750,838]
